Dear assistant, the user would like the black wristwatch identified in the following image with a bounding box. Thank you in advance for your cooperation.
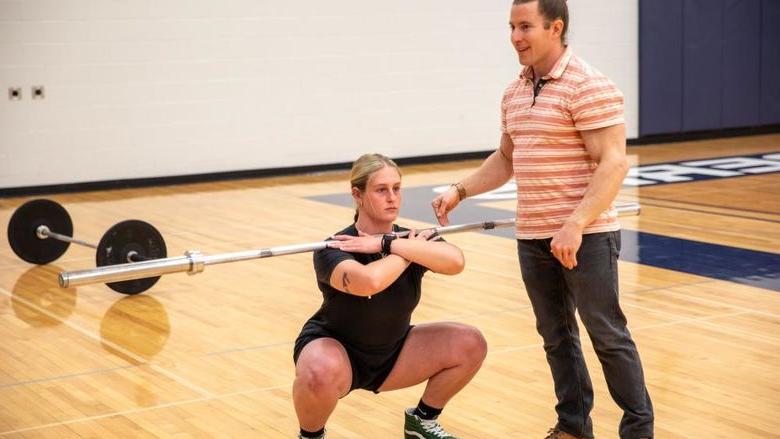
[380,233,397,257]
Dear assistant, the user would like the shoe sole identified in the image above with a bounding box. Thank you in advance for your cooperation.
[404,429,426,439]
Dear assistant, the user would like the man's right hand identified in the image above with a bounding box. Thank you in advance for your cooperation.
[431,186,461,226]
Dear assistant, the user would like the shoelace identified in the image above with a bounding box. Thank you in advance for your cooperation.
[419,418,450,438]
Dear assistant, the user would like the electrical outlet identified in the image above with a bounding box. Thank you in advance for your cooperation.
[8,87,21,100]
[32,85,45,99]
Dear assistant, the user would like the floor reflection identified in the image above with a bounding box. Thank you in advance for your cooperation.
[100,295,173,408]
[12,264,77,327]
[100,295,171,362]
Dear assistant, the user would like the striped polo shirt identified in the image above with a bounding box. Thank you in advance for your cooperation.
[501,47,624,239]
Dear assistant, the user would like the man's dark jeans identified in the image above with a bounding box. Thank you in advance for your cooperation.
[517,231,654,439]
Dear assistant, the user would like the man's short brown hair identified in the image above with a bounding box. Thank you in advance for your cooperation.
[513,0,569,44]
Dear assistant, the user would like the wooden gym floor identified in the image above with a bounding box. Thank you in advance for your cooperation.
[0,134,779,438]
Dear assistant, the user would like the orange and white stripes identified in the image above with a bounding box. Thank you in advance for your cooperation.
[502,47,624,239]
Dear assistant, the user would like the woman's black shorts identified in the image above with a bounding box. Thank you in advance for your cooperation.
[293,321,413,393]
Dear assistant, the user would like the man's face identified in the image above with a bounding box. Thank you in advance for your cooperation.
[509,2,561,68]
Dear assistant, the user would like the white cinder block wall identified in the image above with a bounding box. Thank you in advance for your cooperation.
[0,0,638,189]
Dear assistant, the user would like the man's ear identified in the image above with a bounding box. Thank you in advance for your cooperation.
[551,18,564,39]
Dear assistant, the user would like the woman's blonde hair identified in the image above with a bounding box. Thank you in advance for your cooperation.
[350,153,401,222]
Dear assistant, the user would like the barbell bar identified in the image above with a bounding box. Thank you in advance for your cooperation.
[59,202,640,293]
[36,225,98,250]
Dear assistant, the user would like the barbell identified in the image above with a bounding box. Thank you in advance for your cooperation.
[7,199,167,294]
[58,202,640,294]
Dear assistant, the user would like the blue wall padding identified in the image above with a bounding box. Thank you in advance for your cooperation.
[722,0,761,129]
[761,0,780,125]
[639,0,777,135]
[639,0,684,136]
[683,0,724,131]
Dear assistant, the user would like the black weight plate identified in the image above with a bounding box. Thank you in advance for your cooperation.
[7,199,73,264]
[96,220,167,295]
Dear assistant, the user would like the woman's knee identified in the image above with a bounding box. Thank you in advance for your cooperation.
[452,324,488,364]
[296,352,350,396]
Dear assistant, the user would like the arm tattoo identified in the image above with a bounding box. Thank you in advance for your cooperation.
[341,272,351,292]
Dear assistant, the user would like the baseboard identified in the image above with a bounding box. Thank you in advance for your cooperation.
[4,125,778,198]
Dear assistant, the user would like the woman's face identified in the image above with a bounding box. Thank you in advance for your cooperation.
[355,166,401,223]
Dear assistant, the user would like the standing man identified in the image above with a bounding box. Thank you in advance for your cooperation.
[431,1,653,438]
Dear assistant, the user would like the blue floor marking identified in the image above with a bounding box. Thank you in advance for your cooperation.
[308,184,780,292]
[630,230,780,291]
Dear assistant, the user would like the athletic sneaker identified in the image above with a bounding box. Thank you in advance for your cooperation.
[404,408,458,439]
[297,430,325,439]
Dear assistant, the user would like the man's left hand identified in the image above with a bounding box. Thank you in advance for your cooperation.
[550,222,583,270]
